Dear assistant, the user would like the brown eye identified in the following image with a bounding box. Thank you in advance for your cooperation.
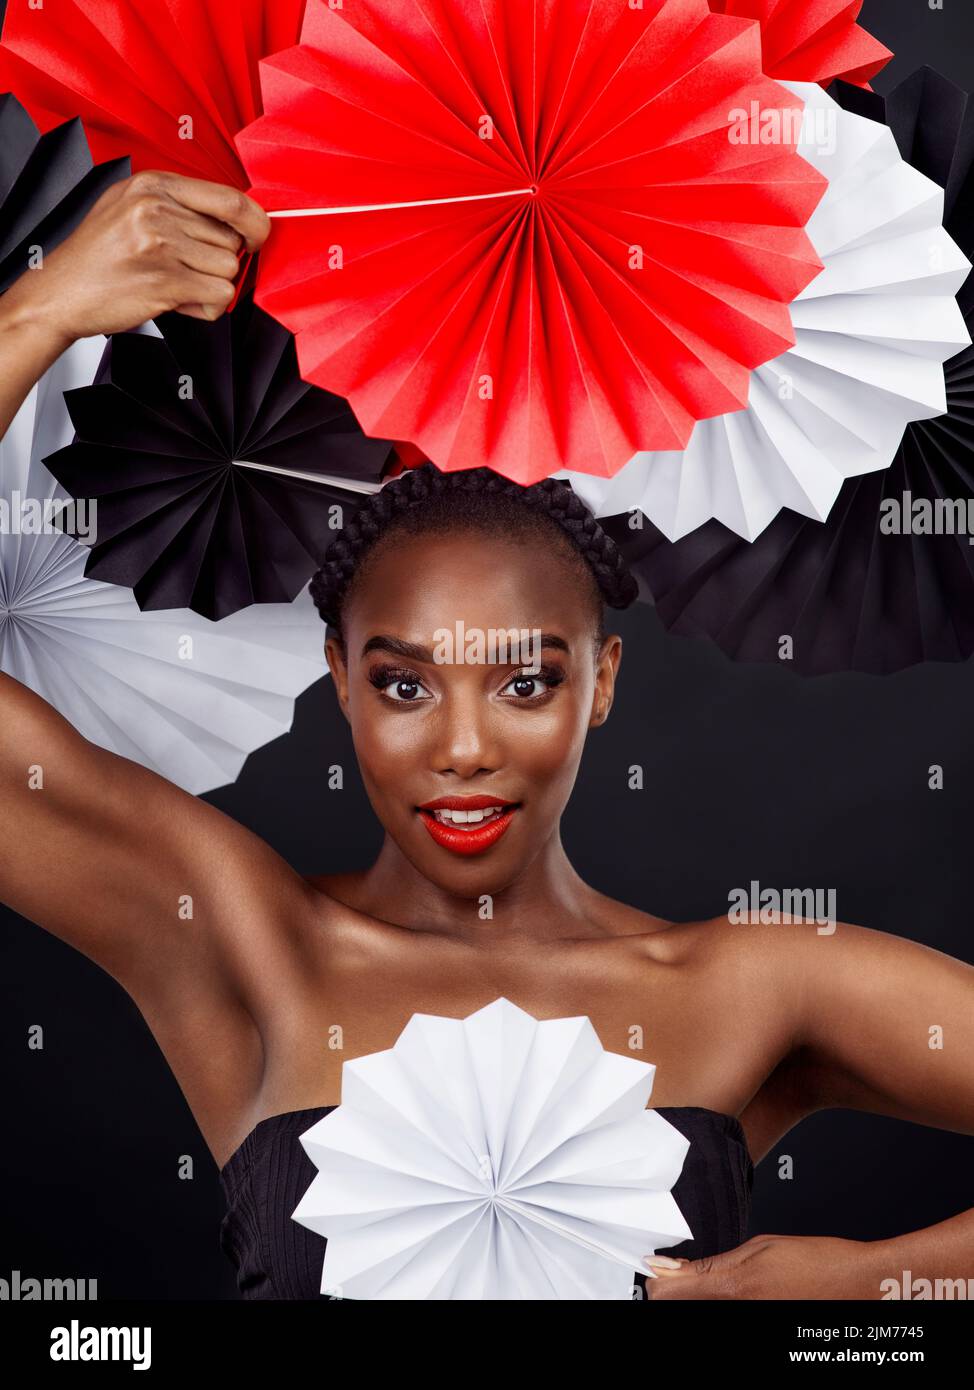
[509,676,542,698]
[499,666,565,700]
[368,665,433,703]
[387,678,425,702]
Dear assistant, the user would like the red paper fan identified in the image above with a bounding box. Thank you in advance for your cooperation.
[0,0,305,185]
[238,0,826,486]
[709,1,891,89]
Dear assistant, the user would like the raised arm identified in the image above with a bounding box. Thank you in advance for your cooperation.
[0,177,315,1157]
[0,668,322,1159]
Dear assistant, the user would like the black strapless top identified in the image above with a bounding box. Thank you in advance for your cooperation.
[219,1106,754,1300]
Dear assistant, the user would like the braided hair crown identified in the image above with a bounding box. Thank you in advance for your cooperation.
[310,464,639,632]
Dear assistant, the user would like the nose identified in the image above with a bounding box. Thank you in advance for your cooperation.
[430,687,502,779]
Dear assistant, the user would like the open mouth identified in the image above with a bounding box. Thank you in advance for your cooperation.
[417,797,520,856]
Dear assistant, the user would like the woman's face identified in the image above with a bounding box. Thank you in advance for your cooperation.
[326,528,622,898]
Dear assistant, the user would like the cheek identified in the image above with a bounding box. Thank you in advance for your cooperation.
[513,701,589,791]
[348,701,426,802]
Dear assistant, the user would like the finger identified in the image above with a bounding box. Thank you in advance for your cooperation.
[167,270,236,320]
[647,1251,742,1300]
[172,304,223,321]
[165,204,244,254]
[138,172,270,252]
[170,233,243,282]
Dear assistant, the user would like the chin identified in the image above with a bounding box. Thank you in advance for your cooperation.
[402,839,528,902]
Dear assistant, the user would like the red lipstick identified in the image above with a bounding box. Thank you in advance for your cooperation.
[417,795,519,857]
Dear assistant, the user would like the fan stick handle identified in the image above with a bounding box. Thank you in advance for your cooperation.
[268,188,535,218]
[232,459,382,494]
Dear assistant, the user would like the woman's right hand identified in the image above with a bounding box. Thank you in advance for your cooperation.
[4,169,272,343]
[0,170,272,437]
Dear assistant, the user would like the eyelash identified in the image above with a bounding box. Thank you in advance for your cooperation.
[367,665,431,703]
[500,666,566,701]
[367,664,566,704]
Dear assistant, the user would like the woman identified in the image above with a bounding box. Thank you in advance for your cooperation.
[1,172,973,1301]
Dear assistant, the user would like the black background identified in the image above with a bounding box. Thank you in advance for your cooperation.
[1,0,973,1299]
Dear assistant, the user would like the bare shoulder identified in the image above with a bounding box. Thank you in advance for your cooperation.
[699,913,973,985]
[622,909,858,1006]
[669,913,974,1044]
[645,911,867,985]
[588,895,823,964]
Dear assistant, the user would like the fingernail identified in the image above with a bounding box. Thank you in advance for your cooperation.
[644,1255,683,1270]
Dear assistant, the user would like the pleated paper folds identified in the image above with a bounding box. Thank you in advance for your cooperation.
[44,293,394,620]
[1,339,327,791]
[0,0,305,184]
[293,998,692,1300]
[566,84,971,541]
[0,90,128,294]
[604,68,974,676]
[239,0,826,484]
[709,1,891,88]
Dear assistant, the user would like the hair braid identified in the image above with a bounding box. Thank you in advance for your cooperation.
[310,464,639,631]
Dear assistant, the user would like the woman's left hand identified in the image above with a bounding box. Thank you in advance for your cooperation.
[645,1234,880,1300]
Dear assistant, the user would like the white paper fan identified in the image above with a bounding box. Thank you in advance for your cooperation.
[0,338,327,794]
[561,83,972,541]
[292,997,692,1301]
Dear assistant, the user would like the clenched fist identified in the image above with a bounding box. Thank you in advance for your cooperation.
[7,169,271,341]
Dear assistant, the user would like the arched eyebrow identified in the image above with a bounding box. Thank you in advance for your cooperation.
[361,636,435,663]
[360,633,571,661]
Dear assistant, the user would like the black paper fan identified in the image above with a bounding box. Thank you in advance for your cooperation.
[0,92,129,295]
[607,69,974,678]
[44,293,397,620]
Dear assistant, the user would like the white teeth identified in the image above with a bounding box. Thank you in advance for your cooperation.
[430,805,507,827]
